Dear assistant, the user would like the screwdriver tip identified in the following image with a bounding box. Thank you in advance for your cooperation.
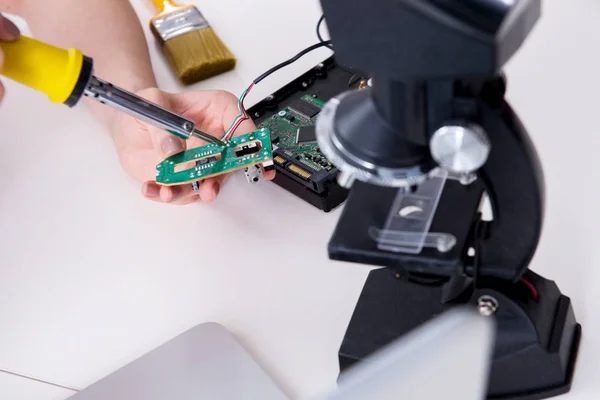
[192,129,226,146]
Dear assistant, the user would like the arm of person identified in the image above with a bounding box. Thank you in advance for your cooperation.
[0,0,273,204]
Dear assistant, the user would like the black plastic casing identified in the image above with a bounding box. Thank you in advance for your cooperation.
[249,57,366,212]
[339,269,581,400]
[317,0,542,180]
[320,0,542,80]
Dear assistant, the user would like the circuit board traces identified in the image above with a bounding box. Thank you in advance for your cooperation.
[156,128,273,185]
[257,95,332,172]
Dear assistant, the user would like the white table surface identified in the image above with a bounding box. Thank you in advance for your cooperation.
[0,372,74,400]
[0,0,599,399]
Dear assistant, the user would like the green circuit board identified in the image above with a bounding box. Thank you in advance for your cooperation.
[155,128,273,185]
[257,95,333,172]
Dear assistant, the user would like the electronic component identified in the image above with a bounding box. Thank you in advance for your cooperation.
[296,126,317,144]
[197,156,218,165]
[249,57,354,212]
[190,156,218,191]
[288,164,312,180]
[258,95,327,173]
[156,128,272,185]
[289,98,321,119]
[234,141,261,157]
[244,165,263,183]
[262,160,275,172]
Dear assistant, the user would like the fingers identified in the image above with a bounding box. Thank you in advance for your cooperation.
[169,90,254,137]
[197,178,221,202]
[0,14,20,41]
[142,178,222,205]
[142,182,199,205]
[263,166,276,181]
[135,88,186,158]
[157,135,186,158]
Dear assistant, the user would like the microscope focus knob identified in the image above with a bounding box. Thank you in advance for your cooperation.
[430,123,490,174]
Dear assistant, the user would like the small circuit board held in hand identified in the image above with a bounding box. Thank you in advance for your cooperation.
[156,128,273,185]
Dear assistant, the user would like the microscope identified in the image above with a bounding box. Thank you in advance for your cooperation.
[316,0,581,398]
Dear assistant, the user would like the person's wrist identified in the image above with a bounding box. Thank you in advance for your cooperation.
[120,70,157,95]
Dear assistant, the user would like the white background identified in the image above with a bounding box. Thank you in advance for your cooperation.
[0,0,599,399]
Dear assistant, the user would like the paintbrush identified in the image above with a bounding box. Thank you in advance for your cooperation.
[150,0,236,85]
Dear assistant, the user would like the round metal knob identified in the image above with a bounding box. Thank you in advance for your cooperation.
[430,123,490,174]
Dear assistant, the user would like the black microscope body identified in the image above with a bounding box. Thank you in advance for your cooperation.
[319,0,581,398]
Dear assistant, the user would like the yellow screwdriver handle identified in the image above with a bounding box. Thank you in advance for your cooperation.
[0,36,85,104]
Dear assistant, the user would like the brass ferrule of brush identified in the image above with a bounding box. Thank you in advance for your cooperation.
[150,6,209,44]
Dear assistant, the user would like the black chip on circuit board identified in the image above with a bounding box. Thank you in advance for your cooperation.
[289,99,321,119]
[196,156,218,166]
[296,126,317,144]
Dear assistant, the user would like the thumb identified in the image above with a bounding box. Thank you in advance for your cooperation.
[136,88,186,157]
[0,14,20,41]
[152,126,186,158]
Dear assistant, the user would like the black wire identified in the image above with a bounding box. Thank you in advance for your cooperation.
[317,15,326,43]
[315,15,361,77]
[252,40,333,85]
[316,14,333,49]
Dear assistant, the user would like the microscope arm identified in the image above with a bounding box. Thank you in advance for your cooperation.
[472,80,545,282]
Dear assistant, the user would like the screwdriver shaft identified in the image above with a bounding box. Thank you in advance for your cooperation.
[84,76,225,146]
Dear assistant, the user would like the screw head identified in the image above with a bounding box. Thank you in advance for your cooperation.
[182,121,193,131]
[430,123,490,174]
[436,235,456,253]
[477,295,498,317]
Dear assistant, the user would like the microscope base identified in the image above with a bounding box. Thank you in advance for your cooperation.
[339,268,581,400]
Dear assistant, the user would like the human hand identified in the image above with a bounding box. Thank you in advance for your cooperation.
[109,88,275,205]
[0,13,21,102]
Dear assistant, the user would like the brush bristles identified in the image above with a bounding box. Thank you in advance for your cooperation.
[163,28,236,85]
